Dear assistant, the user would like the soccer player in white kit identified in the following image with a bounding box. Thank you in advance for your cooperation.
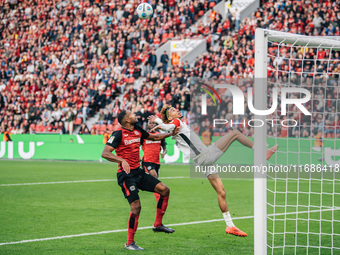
[148,105,278,237]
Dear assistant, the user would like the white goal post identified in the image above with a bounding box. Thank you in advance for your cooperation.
[254,28,340,255]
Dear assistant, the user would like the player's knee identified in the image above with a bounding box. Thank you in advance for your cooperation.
[232,129,241,137]
[131,206,141,215]
[161,186,170,197]
[155,183,170,197]
[165,187,170,196]
[218,188,226,200]
[130,201,141,215]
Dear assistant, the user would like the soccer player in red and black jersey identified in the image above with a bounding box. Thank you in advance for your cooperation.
[142,122,167,216]
[101,110,178,251]
[142,122,167,178]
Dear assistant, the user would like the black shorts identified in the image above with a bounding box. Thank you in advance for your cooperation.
[142,162,161,175]
[117,167,161,204]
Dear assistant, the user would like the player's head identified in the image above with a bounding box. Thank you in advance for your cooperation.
[160,105,182,124]
[117,110,138,126]
[147,122,156,132]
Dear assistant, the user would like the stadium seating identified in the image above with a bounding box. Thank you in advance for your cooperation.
[74,118,83,126]
[0,0,339,139]
[0,0,215,134]
[107,124,114,132]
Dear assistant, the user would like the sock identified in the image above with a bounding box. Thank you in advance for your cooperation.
[127,212,139,246]
[154,192,160,202]
[222,211,235,228]
[154,196,169,227]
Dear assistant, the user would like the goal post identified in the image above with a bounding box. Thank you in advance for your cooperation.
[254,28,340,255]
[254,28,268,255]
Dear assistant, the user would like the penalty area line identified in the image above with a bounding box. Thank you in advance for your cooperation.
[1,208,339,246]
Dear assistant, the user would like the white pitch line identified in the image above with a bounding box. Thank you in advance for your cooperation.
[0,176,189,187]
[0,217,235,246]
[0,177,255,187]
[0,208,339,246]
[0,179,116,186]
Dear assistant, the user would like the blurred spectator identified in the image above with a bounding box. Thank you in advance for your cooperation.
[103,129,110,144]
[64,108,75,135]
[171,52,180,68]
[79,123,89,135]
[78,102,90,123]
[160,51,170,72]
[98,109,105,125]
[148,50,157,74]
[57,121,66,135]
[235,9,240,31]
[2,126,12,142]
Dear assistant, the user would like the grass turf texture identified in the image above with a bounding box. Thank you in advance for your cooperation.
[0,161,338,254]
[0,161,253,255]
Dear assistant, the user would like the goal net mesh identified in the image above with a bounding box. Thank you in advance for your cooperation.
[265,35,340,254]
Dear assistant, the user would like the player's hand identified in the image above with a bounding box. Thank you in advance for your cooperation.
[148,115,157,123]
[122,160,130,174]
[161,152,166,159]
[150,125,162,132]
[172,126,180,136]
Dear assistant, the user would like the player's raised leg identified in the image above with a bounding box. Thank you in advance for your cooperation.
[215,129,278,160]
[208,174,247,237]
[152,182,175,233]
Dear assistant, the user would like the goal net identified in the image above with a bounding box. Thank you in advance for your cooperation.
[254,29,340,255]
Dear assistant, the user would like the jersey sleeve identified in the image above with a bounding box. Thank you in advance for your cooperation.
[106,130,122,148]
[154,117,177,132]
[155,117,164,125]
[135,125,150,139]
[169,119,181,127]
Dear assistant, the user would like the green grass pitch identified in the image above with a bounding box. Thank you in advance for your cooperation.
[0,161,253,255]
[0,161,338,254]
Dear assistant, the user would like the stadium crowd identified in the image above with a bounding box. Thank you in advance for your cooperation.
[0,0,339,139]
[192,0,340,138]
[0,0,220,134]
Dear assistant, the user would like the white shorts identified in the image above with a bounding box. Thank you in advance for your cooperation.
[193,144,224,177]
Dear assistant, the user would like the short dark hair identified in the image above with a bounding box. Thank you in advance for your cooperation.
[117,110,128,125]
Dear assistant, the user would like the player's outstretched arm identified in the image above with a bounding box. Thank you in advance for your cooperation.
[101,145,130,173]
[150,125,163,132]
[147,127,179,141]
[148,115,177,132]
